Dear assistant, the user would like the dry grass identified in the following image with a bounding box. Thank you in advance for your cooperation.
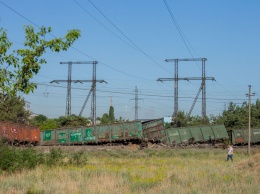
[0,147,259,194]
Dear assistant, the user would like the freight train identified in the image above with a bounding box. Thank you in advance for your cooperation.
[0,121,40,146]
[0,119,260,147]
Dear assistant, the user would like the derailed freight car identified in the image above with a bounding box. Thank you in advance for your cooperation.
[228,128,260,145]
[0,121,40,146]
[40,120,143,146]
[142,118,166,142]
[159,125,229,146]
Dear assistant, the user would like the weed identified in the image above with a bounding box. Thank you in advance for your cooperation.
[26,187,44,194]
[46,148,64,166]
[68,150,88,166]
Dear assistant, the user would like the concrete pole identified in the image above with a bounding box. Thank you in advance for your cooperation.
[248,85,251,155]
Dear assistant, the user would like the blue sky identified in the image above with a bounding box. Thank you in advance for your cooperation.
[1,0,260,120]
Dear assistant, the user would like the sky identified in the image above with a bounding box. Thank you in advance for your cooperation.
[1,0,260,120]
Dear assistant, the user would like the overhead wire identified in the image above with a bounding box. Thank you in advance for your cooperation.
[34,82,249,101]
[84,0,172,75]
[73,0,140,52]
[0,0,151,82]
[162,0,201,69]
[1,1,252,118]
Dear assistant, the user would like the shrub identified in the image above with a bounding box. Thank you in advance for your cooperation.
[46,148,64,166]
[0,145,39,172]
[68,150,88,166]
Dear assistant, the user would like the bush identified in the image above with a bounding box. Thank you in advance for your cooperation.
[0,145,89,173]
[68,150,88,166]
[0,145,39,173]
[46,148,64,166]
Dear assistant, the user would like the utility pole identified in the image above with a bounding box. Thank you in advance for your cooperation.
[50,61,106,120]
[157,58,215,125]
[91,61,97,125]
[130,86,143,121]
[246,85,255,155]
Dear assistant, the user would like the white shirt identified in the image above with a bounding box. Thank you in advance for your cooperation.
[228,147,233,155]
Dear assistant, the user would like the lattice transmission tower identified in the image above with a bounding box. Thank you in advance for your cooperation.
[157,58,215,124]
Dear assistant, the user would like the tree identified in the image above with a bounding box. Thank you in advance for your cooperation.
[109,106,115,123]
[38,115,90,130]
[0,94,30,123]
[101,113,109,124]
[40,119,57,130]
[0,25,80,96]
[56,115,90,127]
[0,25,80,123]
[34,114,47,124]
[211,100,260,129]
[170,111,210,128]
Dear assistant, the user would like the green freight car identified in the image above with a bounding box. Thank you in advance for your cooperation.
[228,128,260,145]
[160,125,229,146]
[142,118,165,142]
[40,121,143,146]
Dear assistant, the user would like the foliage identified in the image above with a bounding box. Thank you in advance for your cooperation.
[101,113,109,124]
[68,150,88,166]
[34,114,47,124]
[0,146,88,173]
[100,106,117,124]
[0,94,30,123]
[109,106,115,123]
[211,100,260,129]
[1,148,259,193]
[33,115,91,130]
[30,114,48,127]
[0,145,38,172]
[45,148,64,167]
[26,187,44,194]
[39,119,57,130]
[56,114,90,127]
[0,26,80,96]
[170,111,209,128]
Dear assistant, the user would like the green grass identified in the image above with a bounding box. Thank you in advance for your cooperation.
[0,146,259,194]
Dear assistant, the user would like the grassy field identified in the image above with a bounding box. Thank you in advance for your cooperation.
[0,146,259,194]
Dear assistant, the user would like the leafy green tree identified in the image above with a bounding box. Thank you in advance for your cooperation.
[211,100,260,129]
[0,25,80,96]
[118,116,123,122]
[109,106,115,123]
[40,119,57,130]
[171,111,209,127]
[56,115,90,127]
[34,114,47,124]
[176,111,188,127]
[0,94,30,123]
[101,113,109,124]
[188,115,209,126]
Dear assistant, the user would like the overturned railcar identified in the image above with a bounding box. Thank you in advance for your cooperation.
[142,118,165,142]
[160,125,229,146]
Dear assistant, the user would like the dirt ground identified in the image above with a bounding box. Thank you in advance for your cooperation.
[35,143,260,153]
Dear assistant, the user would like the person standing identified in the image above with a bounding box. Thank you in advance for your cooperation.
[226,145,233,162]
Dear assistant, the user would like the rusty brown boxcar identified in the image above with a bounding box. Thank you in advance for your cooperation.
[0,122,40,146]
[228,128,260,145]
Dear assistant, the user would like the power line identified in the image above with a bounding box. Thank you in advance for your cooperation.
[34,82,250,101]
[162,0,201,69]
[86,0,172,74]
[73,0,140,52]
[0,1,39,28]
[0,1,152,82]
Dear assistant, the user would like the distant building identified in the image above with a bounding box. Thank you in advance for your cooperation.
[24,101,31,111]
[163,117,173,124]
